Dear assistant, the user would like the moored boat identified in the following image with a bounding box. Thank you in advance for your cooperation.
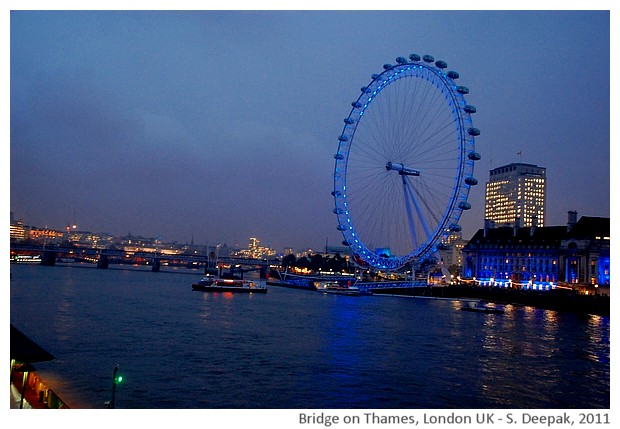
[460,303,504,314]
[192,276,267,293]
[316,282,361,296]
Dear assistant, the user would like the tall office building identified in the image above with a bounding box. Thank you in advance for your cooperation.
[485,163,546,227]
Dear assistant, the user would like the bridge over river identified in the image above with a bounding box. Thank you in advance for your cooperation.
[10,244,432,292]
[9,243,276,276]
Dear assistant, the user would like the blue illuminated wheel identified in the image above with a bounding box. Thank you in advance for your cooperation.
[333,54,481,271]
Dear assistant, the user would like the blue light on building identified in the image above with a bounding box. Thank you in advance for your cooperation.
[462,215,609,292]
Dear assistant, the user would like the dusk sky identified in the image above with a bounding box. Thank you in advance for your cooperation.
[8,6,612,252]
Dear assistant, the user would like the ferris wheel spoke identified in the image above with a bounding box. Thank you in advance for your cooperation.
[407,83,445,145]
[415,177,446,226]
[419,97,453,135]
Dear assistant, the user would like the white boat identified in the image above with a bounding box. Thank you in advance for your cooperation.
[316,282,361,296]
[460,301,504,314]
[192,275,267,294]
[12,255,42,264]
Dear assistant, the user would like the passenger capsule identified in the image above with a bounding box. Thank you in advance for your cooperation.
[467,127,481,136]
[383,63,393,70]
[336,225,347,231]
[449,224,463,232]
[422,54,434,63]
[344,118,354,124]
[333,208,343,214]
[334,153,344,160]
[371,73,379,79]
[456,86,469,94]
[331,191,341,197]
[458,201,472,210]
[465,177,478,186]
[352,101,362,108]
[447,71,460,79]
[338,135,349,142]
[396,56,408,64]
[463,105,477,114]
[409,53,421,62]
[341,240,349,246]
[468,151,482,161]
[435,60,448,69]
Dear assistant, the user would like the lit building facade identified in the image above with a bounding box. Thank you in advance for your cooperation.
[438,231,468,276]
[10,219,65,243]
[485,163,546,227]
[462,214,609,294]
[29,227,65,242]
[10,220,27,241]
[234,237,276,259]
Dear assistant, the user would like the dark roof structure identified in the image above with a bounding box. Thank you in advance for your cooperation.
[567,216,610,239]
[466,216,610,249]
[10,324,54,363]
[466,225,567,248]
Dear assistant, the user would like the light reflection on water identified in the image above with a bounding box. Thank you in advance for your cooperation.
[10,264,609,409]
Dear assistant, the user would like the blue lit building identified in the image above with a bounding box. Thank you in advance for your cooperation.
[462,213,609,293]
[562,215,610,288]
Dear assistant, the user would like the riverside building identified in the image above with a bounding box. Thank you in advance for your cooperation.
[462,212,610,295]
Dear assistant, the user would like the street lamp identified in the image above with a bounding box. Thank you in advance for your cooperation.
[107,365,123,409]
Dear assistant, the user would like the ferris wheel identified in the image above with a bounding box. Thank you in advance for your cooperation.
[332,54,481,271]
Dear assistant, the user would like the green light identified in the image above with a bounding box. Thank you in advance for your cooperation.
[115,375,123,383]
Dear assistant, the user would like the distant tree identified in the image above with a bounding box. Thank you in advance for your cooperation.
[310,253,324,272]
[282,254,297,269]
[325,253,346,272]
[296,256,311,270]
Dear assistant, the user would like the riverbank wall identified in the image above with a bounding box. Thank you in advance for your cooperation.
[372,285,610,316]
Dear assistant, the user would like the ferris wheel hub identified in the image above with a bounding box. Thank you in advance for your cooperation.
[386,161,420,176]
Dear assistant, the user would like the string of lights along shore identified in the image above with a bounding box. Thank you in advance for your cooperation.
[461,161,609,293]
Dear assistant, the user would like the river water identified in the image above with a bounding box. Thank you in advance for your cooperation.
[9,263,610,409]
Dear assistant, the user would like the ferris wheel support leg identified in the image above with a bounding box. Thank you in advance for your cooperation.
[402,179,418,249]
[404,176,432,240]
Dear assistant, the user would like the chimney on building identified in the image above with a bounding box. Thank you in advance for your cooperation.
[483,219,495,237]
[567,210,578,233]
[530,215,538,236]
[513,217,521,236]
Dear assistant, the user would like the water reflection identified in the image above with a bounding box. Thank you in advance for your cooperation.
[584,314,610,364]
[10,265,610,409]
[463,304,611,408]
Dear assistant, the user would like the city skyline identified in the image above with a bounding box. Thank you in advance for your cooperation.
[8,8,611,252]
